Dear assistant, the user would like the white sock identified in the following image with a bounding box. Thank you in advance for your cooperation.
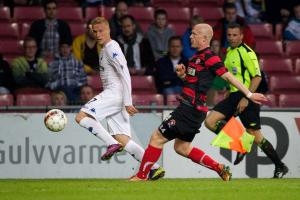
[124,140,160,169]
[79,117,118,146]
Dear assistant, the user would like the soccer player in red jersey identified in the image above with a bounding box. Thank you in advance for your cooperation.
[129,23,267,181]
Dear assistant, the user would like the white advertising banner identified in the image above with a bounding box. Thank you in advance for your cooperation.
[0,113,160,179]
[163,111,300,178]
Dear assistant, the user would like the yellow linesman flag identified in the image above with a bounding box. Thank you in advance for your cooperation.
[211,117,255,153]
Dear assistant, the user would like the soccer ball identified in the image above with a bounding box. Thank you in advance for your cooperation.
[44,109,67,132]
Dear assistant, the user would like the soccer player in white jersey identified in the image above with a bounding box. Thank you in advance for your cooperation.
[75,17,165,180]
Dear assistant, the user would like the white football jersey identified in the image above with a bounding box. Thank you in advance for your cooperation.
[99,40,132,106]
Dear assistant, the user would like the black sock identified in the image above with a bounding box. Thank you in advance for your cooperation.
[258,138,283,167]
[213,120,227,135]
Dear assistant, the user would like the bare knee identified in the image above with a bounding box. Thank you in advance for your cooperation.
[75,111,87,124]
[149,129,168,148]
[247,129,264,144]
[205,115,217,131]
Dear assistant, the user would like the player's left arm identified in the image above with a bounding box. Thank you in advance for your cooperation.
[206,53,267,104]
[244,50,262,93]
[108,46,138,115]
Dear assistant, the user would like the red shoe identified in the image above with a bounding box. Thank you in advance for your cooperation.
[101,143,123,161]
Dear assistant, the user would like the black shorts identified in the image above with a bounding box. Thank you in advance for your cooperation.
[213,91,261,130]
[158,103,206,142]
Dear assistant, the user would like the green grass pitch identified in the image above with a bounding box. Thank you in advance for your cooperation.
[1,179,299,200]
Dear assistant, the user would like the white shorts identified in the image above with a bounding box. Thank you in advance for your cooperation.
[80,89,131,137]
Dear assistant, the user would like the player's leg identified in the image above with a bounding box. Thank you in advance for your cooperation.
[205,93,238,135]
[113,134,165,180]
[75,92,123,158]
[205,110,227,134]
[107,110,164,179]
[247,128,288,178]
[130,129,169,181]
[173,139,231,181]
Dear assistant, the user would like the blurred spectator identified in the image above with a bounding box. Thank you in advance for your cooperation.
[182,15,204,59]
[284,3,300,40]
[213,2,255,49]
[47,42,87,103]
[11,37,48,90]
[117,15,155,75]
[225,0,247,18]
[155,36,187,95]
[80,0,113,6]
[72,20,101,75]
[28,0,72,60]
[51,90,67,106]
[244,0,266,23]
[79,84,95,103]
[147,9,175,61]
[206,40,229,106]
[0,54,15,94]
[109,0,142,39]
[264,0,298,24]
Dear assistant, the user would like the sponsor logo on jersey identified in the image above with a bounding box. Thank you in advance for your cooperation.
[113,52,118,58]
[232,67,238,75]
[187,67,196,76]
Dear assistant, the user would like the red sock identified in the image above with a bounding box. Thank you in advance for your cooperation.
[136,145,162,179]
[188,147,221,173]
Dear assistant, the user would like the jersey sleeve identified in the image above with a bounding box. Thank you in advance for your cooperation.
[107,42,133,106]
[243,50,261,77]
[205,53,228,76]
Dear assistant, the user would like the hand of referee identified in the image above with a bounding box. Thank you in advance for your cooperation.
[125,105,139,116]
[249,93,268,105]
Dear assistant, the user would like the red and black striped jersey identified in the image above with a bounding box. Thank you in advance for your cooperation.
[182,47,227,112]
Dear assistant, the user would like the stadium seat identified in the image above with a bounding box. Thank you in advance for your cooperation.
[168,23,188,36]
[16,94,51,106]
[275,23,283,40]
[132,94,164,106]
[249,23,273,40]
[87,75,102,91]
[99,7,115,19]
[140,22,150,33]
[20,22,30,39]
[57,7,83,23]
[278,94,300,107]
[70,23,86,38]
[260,58,293,75]
[128,7,154,23]
[0,94,14,106]
[14,87,51,95]
[57,0,78,6]
[131,76,156,94]
[295,59,300,74]
[85,7,100,21]
[265,94,277,107]
[152,0,183,7]
[0,40,23,61]
[189,0,223,7]
[13,7,45,23]
[0,6,11,23]
[255,40,283,58]
[285,41,300,58]
[164,7,190,23]
[270,75,300,94]
[192,7,223,24]
[166,94,181,106]
[0,22,19,40]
